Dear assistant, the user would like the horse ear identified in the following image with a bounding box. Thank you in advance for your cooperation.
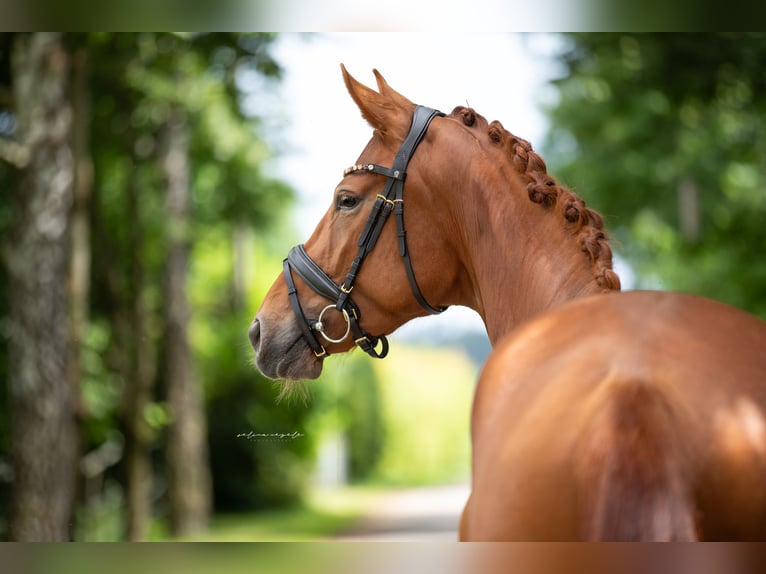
[372,68,413,108]
[341,64,411,135]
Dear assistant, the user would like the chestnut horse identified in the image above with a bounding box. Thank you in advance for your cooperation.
[250,66,766,540]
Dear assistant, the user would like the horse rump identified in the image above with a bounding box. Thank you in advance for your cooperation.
[577,378,698,541]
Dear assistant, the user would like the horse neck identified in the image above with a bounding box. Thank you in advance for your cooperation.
[455,164,615,345]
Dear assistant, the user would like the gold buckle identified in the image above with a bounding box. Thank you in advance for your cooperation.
[376,194,395,207]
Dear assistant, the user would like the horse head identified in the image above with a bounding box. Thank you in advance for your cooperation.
[250,66,471,381]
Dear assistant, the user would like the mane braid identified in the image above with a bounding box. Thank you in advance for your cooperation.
[491,118,621,292]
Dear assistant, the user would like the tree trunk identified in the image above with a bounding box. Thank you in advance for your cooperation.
[68,48,92,417]
[67,50,93,535]
[678,178,700,243]
[5,33,78,541]
[122,159,156,542]
[162,108,211,537]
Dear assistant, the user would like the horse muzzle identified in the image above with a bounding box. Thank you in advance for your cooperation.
[249,315,324,381]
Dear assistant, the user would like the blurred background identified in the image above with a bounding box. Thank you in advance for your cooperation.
[0,33,765,541]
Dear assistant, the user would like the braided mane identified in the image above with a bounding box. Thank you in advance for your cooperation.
[449,106,621,292]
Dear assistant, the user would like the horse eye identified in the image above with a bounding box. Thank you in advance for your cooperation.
[337,194,359,210]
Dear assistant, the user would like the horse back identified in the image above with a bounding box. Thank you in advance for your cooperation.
[465,291,766,540]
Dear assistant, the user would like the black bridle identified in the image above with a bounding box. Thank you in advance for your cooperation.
[283,105,446,360]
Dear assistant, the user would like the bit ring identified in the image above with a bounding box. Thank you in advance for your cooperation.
[313,305,351,344]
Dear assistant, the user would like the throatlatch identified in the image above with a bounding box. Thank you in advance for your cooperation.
[283,105,446,360]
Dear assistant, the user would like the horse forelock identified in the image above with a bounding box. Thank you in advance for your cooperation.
[447,107,620,293]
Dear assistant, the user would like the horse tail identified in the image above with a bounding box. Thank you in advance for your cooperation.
[578,378,698,541]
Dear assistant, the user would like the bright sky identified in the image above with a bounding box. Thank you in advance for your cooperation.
[256,33,570,337]
[265,33,564,231]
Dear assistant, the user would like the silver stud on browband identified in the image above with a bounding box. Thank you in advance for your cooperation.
[343,164,375,177]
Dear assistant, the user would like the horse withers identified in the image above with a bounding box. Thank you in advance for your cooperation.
[250,66,766,540]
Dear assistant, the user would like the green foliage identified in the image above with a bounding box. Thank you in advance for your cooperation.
[205,365,316,510]
[79,320,123,445]
[201,316,317,511]
[309,354,387,484]
[545,33,766,317]
[340,360,386,482]
[74,480,126,542]
[85,33,300,517]
[370,343,474,486]
[190,225,316,511]
[277,339,474,490]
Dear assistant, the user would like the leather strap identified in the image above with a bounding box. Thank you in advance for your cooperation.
[283,258,327,358]
[282,105,445,362]
[288,245,342,303]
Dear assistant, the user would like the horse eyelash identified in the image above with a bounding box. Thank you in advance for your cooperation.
[336,193,359,210]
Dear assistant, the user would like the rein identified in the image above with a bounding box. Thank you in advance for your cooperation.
[283,105,446,360]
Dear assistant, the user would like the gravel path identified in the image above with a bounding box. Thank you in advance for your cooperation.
[334,483,470,541]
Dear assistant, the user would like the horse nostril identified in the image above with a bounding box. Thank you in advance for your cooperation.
[248,319,261,352]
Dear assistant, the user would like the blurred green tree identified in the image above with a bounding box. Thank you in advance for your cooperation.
[0,33,303,541]
[544,33,766,317]
[340,359,385,482]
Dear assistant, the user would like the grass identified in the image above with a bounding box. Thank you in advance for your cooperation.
[172,486,383,542]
